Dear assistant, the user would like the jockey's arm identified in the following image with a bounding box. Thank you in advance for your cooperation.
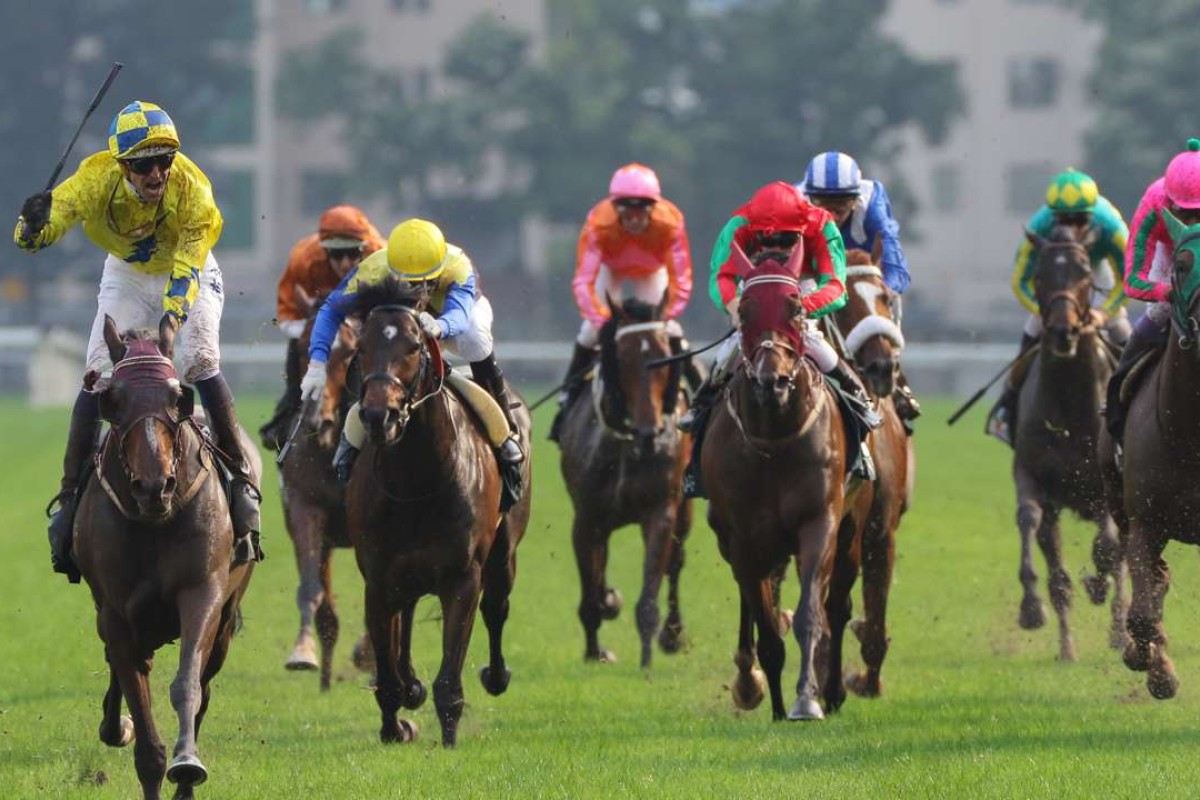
[865,183,911,294]
[801,219,848,319]
[709,215,748,313]
[1095,197,1130,313]
[433,271,477,339]
[664,216,693,320]
[572,219,607,326]
[1125,191,1170,303]
[308,270,356,364]
[13,162,95,252]
[1011,238,1040,315]
[162,174,221,321]
[276,237,315,327]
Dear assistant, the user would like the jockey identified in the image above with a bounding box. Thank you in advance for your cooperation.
[800,150,920,422]
[301,218,524,477]
[14,100,263,581]
[680,181,880,480]
[986,167,1130,445]
[1105,138,1200,439]
[548,163,693,442]
[258,205,386,450]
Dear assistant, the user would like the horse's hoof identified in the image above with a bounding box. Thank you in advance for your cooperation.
[118,715,134,747]
[1148,648,1179,700]
[658,624,686,654]
[786,696,825,721]
[402,679,427,710]
[1082,574,1109,605]
[1109,626,1130,651]
[598,648,618,664]
[480,664,512,696]
[285,650,319,672]
[351,635,376,674]
[1018,596,1047,630]
[166,754,208,786]
[380,719,419,744]
[731,668,765,710]
[601,588,623,621]
[845,671,881,698]
[847,618,864,643]
[1123,639,1151,672]
[1058,638,1078,663]
[779,609,795,636]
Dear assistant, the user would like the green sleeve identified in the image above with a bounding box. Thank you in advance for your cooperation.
[708,215,747,312]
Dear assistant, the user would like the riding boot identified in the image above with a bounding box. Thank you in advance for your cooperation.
[669,335,705,396]
[470,355,525,464]
[333,432,359,485]
[1105,315,1168,442]
[548,343,596,443]
[826,360,881,482]
[985,332,1039,447]
[196,374,263,564]
[259,338,303,451]
[46,388,101,583]
[892,368,922,427]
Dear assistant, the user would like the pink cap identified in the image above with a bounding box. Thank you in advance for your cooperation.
[608,163,662,201]
[1165,138,1200,209]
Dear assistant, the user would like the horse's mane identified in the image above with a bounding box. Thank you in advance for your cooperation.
[347,276,426,318]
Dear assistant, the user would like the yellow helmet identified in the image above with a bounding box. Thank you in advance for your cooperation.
[386,218,448,281]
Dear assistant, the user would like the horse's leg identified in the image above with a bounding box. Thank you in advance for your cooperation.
[396,602,426,709]
[730,590,765,711]
[1087,515,1130,648]
[822,515,859,713]
[104,610,166,800]
[365,585,413,743]
[479,519,516,695]
[635,507,677,668]
[747,577,787,721]
[434,566,483,747]
[1014,468,1048,629]
[98,650,134,748]
[1123,523,1176,697]
[166,583,222,789]
[1033,505,1076,661]
[315,539,340,692]
[573,517,615,662]
[658,497,691,655]
[789,515,834,722]
[848,508,895,699]
[285,500,326,672]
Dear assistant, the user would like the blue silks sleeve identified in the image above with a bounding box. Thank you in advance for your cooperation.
[307,270,356,363]
[865,182,911,295]
[437,271,477,339]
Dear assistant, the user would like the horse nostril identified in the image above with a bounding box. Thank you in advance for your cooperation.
[130,478,146,496]
[163,476,177,496]
[775,375,790,390]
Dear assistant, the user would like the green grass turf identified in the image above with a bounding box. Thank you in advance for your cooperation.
[1,396,1198,799]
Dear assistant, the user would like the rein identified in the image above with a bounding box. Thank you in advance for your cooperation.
[360,304,446,427]
[724,364,827,453]
[594,318,676,441]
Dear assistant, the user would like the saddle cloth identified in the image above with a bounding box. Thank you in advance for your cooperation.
[446,369,510,448]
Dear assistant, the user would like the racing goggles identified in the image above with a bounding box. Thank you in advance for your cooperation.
[326,246,365,262]
[614,198,656,211]
[125,152,176,175]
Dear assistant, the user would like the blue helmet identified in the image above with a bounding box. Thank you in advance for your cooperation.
[803,151,862,196]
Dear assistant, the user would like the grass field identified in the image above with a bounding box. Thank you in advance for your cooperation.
[2,396,1200,799]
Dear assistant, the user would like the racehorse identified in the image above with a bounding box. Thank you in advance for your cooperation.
[823,250,912,702]
[279,303,363,689]
[701,244,848,721]
[557,296,692,667]
[1010,226,1125,660]
[73,315,256,800]
[345,277,532,746]
[1103,211,1200,699]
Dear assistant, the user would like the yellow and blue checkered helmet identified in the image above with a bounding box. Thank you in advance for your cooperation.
[108,101,180,160]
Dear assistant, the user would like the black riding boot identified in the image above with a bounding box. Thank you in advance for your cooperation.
[548,343,596,443]
[196,374,263,564]
[1105,317,1168,442]
[470,355,525,464]
[46,388,101,583]
[986,332,1039,447]
[827,360,881,481]
[259,338,304,451]
[892,368,921,428]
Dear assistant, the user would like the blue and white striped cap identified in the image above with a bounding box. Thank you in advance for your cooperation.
[802,151,862,196]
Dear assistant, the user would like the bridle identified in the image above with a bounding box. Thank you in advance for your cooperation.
[834,265,905,364]
[739,273,804,390]
[1037,241,1096,334]
[359,304,445,435]
[595,318,673,441]
[1170,230,1200,350]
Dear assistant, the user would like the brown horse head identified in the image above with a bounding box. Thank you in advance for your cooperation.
[836,249,904,397]
[1028,225,1097,358]
[734,243,809,410]
[598,293,676,456]
[352,278,437,446]
[96,314,194,519]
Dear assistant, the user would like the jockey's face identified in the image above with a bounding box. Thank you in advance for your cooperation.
[1053,211,1093,239]
[614,198,655,235]
[121,152,175,204]
[1169,202,1200,226]
[809,194,857,225]
[325,246,366,278]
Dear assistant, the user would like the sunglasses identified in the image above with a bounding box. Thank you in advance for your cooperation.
[125,153,176,175]
[1056,213,1092,227]
[615,198,656,211]
[758,231,801,249]
[326,247,364,262]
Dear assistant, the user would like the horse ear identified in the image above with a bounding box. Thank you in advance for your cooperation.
[157,314,176,359]
[1024,228,1048,249]
[102,315,125,364]
[782,237,806,278]
[730,242,755,278]
[1163,207,1188,244]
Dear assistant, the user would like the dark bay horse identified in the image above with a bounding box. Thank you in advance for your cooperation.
[1011,226,1125,661]
[824,252,912,702]
[279,306,362,688]
[346,278,532,746]
[558,297,692,667]
[1104,212,1200,699]
[73,316,256,800]
[701,245,847,721]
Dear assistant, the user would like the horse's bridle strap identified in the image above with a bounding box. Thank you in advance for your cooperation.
[615,321,667,340]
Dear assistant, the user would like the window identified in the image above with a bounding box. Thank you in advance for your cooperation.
[1008,58,1060,109]
[210,170,256,250]
[1006,162,1054,213]
[301,170,350,216]
[391,0,431,10]
[191,67,256,146]
[930,163,961,214]
[304,0,347,14]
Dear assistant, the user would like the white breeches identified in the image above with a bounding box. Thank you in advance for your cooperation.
[442,295,495,364]
[712,320,839,380]
[576,266,671,348]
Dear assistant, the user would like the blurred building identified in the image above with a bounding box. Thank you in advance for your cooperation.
[883,0,1103,338]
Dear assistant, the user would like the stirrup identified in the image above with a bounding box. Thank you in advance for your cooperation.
[985,406,1013,447]
[498,436,524,465]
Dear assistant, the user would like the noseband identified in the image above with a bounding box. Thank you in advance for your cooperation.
[360,304,444,429]
[596,318,673,441]
[837,265,905,362]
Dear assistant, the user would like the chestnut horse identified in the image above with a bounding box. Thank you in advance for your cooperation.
[823,251,912,703]
[346,278,532,746]
[73,316,256,800]
[1102,212,1200,699]
[1011,226,1125,660]
[701,245,848,721]
[558,297,692,667]
[279,305,363,688]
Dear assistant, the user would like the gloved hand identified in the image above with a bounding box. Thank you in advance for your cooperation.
[418,311,443,340]
[725,297,741,328]
[300,360,327,402]
[20,191,52,238]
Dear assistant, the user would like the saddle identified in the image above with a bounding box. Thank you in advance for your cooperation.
[444,369,524,513]
[1105,345,1163,446]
